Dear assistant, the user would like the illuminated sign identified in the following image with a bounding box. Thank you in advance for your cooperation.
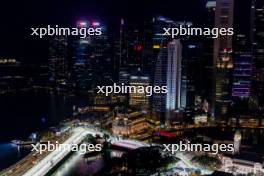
[77,21,88,27]
[92,21,100,26]
[133,44,143,51]
[153,45,160,49]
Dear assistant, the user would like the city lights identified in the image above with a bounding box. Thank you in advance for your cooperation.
[0,0,264,175]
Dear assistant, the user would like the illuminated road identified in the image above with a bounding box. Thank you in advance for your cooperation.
[22,128,89,176]
[174,152,213,175]
[21,127,148,176]
[3,124,219,176]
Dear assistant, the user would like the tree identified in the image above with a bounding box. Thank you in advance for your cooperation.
[192,154,222,171]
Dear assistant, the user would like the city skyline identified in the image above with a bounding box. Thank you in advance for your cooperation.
[0,0,263,175]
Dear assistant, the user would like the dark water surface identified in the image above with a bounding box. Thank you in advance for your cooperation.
[0,90,87,170]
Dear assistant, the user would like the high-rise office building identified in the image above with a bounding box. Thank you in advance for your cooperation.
[232,14,252,100]
[48,36,68,87]
[181,41,204,109]
[152,44,168,123]
[231,0,253,116]
[151,17,172,124]
[70,20,111,91]
[213,0,234,120]
[91,22,112,82]
[0,59,32,92]
[166,39,182,122]
[142,19,154,78]
[152,17,190,125]
[202,1,215,105]
[232,52,252,99]
[115,19,144,83]
[70,21,92,91]
[152,39,182,125]
[129,76,150,109]
[251,0,264,113]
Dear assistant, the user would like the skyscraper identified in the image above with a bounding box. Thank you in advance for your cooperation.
[48,36,68,87]
[152,39,182,125]
[166,39,182,122]
[181,41,203,109]
[129,76,150,109]
[70,20,111,91]
[70,21,92,91]
[152,43,168,124]
[213,0,234,121]
[202,0,215,104]
[231,0,253,117]
[152,17,189,126]
[232,52,252,99]
[90,22,112,83]
[115,19,144,83]
[251,0,264,114]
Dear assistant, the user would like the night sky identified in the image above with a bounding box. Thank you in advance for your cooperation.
[0,0,249,65]
[0,0,209,63]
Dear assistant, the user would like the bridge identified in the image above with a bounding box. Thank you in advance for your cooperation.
[2,127,148,176]
[22,128,89,176]
[111,139,149,150]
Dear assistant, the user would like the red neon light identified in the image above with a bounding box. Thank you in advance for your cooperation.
[155,130,176,138]
[134,44,143,52]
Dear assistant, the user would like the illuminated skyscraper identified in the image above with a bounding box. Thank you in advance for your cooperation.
[152,39,182,125]
[48,36,68,87]
[233,130,242,154]
[228,0,253,118]
[129,76,150,109]
[90,22,112,82]
[251,0,264,113]
[213,0,234,120]
[152,17,188,125]
[153,44,168,121]
[70,20,111,91]
[232,52,252,99]
[166,40,182,110]
[181,41,203,109]
[115,19,144,83]
[70,21,92,90]
[232,20,252,100]
[203,0,215,104]
[166,39,182,122]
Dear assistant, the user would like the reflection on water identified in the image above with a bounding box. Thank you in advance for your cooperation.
[0,143,30,170]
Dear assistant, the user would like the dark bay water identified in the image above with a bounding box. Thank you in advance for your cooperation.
[0,143,31,170]
[0,90,89,170]
[0,91,73,142]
